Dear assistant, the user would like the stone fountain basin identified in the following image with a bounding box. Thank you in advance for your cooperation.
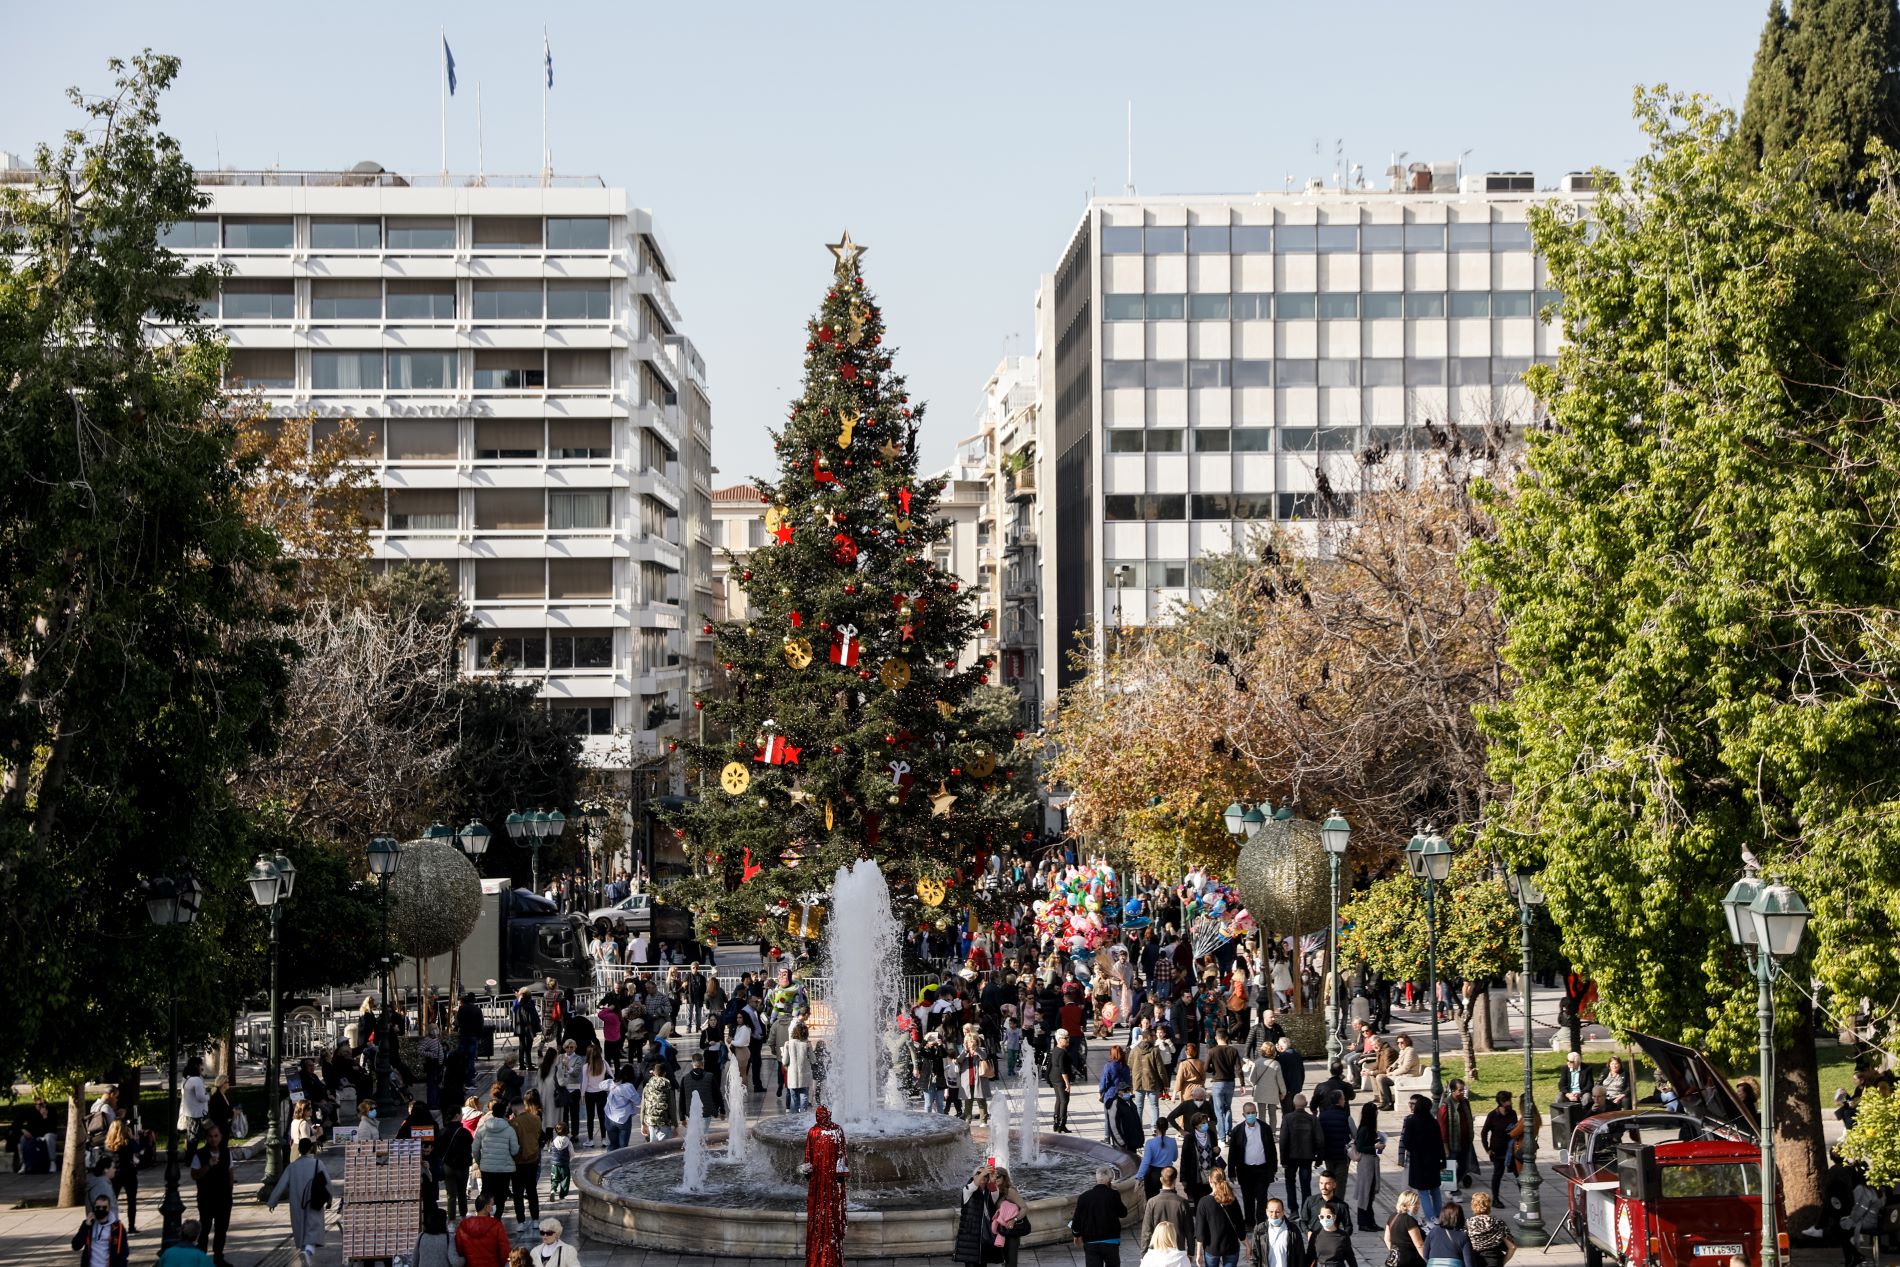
[752,1109,973,1191]
[579,1129,1146,1257]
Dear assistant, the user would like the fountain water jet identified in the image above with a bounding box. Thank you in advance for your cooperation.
[1016,1059,1044,1166]
[679,1098,709,1193]
[724,1054,749,1164]
[990,1084,1015,1169]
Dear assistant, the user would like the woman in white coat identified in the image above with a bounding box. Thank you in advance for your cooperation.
[527,1216,585,1266]
[265,1137,330,1266]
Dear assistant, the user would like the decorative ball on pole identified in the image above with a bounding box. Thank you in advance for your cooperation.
[1233,804,1334,1056]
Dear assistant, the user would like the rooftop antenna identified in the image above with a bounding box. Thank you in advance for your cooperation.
[1125,99,1135,196]
[1334,138,1345,190]
[476,81,485,185]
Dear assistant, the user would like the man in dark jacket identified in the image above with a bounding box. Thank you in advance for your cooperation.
[1048,1030,1083,1133]
[1274,1037,1306,1110]
[1438,1079,1477,1188]
[678,1054,720,1121]
[1069,1166,1130,1267]
[1311,1062,1356,1113]
[1316,1090,1355,1186]
[1296,1169,1352,1236]
[1224,1099,1279,1230]
[1553,1050,1595,1141]
[1108,1090,1144,1155]
[1139,1165,1196,1252]
[1277,1092,1321,1210]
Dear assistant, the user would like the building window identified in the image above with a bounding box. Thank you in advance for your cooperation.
[1145,360,1186,389]
[225,348,294,390]
[547,217,610,249]
[1493,291,1534,317]
[475,489,545,531]
[1404,223,1446,253]
[1278,360,1319,387]
[547,281,611,320]
[220,280,294,320]
[221,218,292,250]
[1317,294,1359,320]
[1363,292,1404,320]
[1450,357,1490,386]
[158,219,218,249]
[472,216,543,248]
[550,419,611,459]
[1103,294,1145,321]
[550,631,613,669]
[1232,293,1271,320]
[1279,426,1316,452]
[549,559,612,599]
[1232,427,1272,452]
[311,351,383,391]
[1493,222,1534,251]
[1362,224,1404,252]
[1492,356,1531,386]
[1189,294,1231,320]
[1363,358,1404,386]
[1447,222,1491,252]
[474,419,543,459]
[478,631,546,670]
[310,279,381,320]
[1317,225,1358,253]
[1404,292,1446,319]
[310,218,381,250]
[1103,360,1144,389]
[548,350,610,388]
[1276,225,1317,254]
[1145,293,1186,320]
[1145,429,1185,452]
[1193,429,1230,453]
[1318,426,1358,451]
[473,281,544,321]
[1275,293,1317,320]
[1101,226,1144,255]
[549,490,611,530]
[1151,560,1187,587]
[385,419,458,460]
[1191,494,1232,519]
[386,217,455,250]
[1145,227,1186,254]
[1277,492,1318,520]
[553,700,615,737]
[387,351,456,390]
[386,279,455,320]
[1188,360,1231,388]
[1108,430,1143,454]
[1103,495,1184,521]
[1318,360,1358,387]
[1233,360,1272,388]
[1406,357,1446,386]
[1188,225,1230,254]
[475,559,546,600]
[387,489,458,531]
[1231,226,1272,254]
[474,351,545,390]
[1448,292,1490,319]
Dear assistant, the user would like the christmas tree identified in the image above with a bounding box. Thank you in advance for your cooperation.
[666,233,1031,948]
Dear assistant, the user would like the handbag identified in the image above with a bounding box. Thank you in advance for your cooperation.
[232,1108,250,1139]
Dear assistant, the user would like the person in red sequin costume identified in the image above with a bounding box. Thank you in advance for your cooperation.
[800,1105,848,1267]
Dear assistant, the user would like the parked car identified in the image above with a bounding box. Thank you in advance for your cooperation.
[587,893,654,933]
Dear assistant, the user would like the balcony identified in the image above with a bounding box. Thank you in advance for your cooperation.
[1003,528,1038,556]
[1006,465,1038,501]
[1005,571,1038,601]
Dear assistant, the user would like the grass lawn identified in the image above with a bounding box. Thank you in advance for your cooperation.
[1434,1040,1861,1111]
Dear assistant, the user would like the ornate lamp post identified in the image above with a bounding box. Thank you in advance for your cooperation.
[457,820,492,866]
[1319,809,1351,1066]
[142,862,202,1250]
[1721,877,1810,1267]
[1504,864,1549,1245]
[508,810,563,895]
[1404,828,1451,1103]
[367,835,400,1117]
[246,852,295,1194]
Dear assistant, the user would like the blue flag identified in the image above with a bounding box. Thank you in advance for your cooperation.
[544,31,553,89]
[443,36,457,95]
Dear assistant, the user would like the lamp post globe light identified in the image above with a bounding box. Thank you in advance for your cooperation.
[142,863,201,1251]
[1721,876,1810,1267]
[1319,810,1350,1066]
[247,854,292,1193]
[1504,864,1549,1245]
[1412,829,1452,1103]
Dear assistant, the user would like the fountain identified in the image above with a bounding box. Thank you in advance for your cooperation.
[579,858,1142,1255]
[990,1084,1014,1169]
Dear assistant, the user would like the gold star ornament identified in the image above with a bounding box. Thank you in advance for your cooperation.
[827,230,867,275]
[930,780,958,817]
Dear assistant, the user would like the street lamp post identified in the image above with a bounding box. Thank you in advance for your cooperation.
[507,809,564,896]
[1405,828,1451,1103]
[1320,810,1351,1067]
[367,836,400,1118]
[1721,877,1811,1267]
[246,852,295,1194]
[1112,564,1132,655]
[1506,864,1549,1245]
[142,863,202,1251]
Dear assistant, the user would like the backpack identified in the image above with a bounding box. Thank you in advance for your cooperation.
[308,1165,332,1209]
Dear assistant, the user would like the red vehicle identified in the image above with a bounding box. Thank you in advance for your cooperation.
[1555,1034,1786,1267]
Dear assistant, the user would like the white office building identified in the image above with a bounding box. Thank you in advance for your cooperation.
[1036,166,1589,704]
[155,165,711,776]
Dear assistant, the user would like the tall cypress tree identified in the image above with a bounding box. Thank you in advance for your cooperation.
[665,235,1030,948]
[1740,0,1900,183]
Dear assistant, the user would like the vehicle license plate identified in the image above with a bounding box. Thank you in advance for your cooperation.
[1693,1245,1744,1257]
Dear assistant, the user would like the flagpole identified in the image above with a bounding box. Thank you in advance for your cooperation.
[541,26,550,186]
[476,82,485,184]
[439,27,447,175]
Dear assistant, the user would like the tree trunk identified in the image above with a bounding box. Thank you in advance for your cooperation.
[219,1016,238,1084]
[59,1089,85,1208]
[1776,995,1829,1235]
[1458,984,1481,1078]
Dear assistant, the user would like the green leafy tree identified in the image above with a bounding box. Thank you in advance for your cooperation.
[1470,88,1900,1222]
[1740,0,1900,190]
[665,237,1024,940]
[1838,1087,1900,1185]
[0,53,297,1200]
[1338,846,1517,1076]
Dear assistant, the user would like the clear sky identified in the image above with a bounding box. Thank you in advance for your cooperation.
[7,2,1762,480]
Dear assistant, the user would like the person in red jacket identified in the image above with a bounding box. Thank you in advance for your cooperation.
[454,1191,512,1267]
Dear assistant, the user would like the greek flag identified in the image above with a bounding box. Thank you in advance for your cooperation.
[443,36,457,95]
[544,31,553,89]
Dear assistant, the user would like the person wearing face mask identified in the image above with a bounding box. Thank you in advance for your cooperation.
[72,1191,129,1267]
[1305,1200,1361,1267]
[1224,1100,1278,1231]
[1179,1114,1224,1203]
[1246,1198,1298,1267]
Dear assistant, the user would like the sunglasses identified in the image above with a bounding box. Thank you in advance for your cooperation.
[541,1229,559,1237]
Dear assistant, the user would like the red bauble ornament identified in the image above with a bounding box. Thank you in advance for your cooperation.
[1004,769,1015,778]
[693,699,704,710]
[884,734,896,744]
[819,621,831,630]
[951,768,962,777]
[667,741,678,752]
[831,744,843,754]
[702,623,713,635]
[760,493,771,504]
[873,335,882,345]
[817,325,833,343]
[944,661,956,669]
[741,569,753,581]
[859,668,871,680]
[904,556,916,564]
[832,533,859,566]
[948,581,960,591]
[844,583,857,594]
[722,662,733,671]
[1014,730,1025,740]
[981,620,991,631]
[806,341,815,351]
[979,674,990,684]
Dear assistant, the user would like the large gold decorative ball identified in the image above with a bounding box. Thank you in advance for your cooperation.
[1234,814,1336,935]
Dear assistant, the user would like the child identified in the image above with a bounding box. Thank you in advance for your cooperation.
[943,1050,964,1118]
[547,1123,573,1200]
[1003,1010,1024,1077]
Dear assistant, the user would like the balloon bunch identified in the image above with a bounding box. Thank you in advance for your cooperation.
[1031,861,1120,950]
[1186,877,1255,957]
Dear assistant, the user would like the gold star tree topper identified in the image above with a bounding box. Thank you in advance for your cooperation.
[828,230,866,276]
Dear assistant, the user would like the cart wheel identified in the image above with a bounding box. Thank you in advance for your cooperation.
[1583,1242,1603,1267]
